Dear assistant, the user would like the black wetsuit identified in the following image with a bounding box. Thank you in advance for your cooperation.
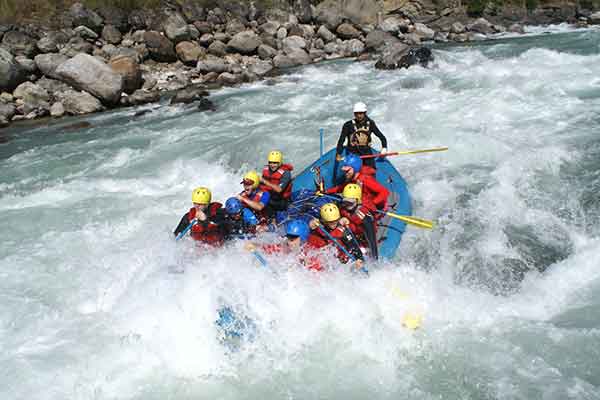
[336,116,388,168]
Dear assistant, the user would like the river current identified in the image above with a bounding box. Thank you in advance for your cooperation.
[1,25,600,400]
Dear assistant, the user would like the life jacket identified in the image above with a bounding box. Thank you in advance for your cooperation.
[340,206,373,238]
[307,225,353,263]
[351,172,389,213]
[240,189,268,221]
[350,119,372,147]
[260,163,294,200]
[188,203,224,245]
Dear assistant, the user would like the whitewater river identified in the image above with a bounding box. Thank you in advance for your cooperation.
[2,26,600,399]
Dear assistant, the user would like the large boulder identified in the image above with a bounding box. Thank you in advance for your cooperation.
[2,31,37,58]
[590,11,600,24]
[379,16,409,33]
[55,53,124,105]
[56,89,104,115]
[208,40,227,57]
[258,44,277,59]
[36,31,69,53]
[61,36,94,56]
[163,12,191,43]
[227,31,261,54]
[316,0,380,27]
[344,39,365,56]
[287,48,311,65]
[414,23,435,41]
[102,25,122,45]
[226,19,246,36]
[170,84,209,104]
[260,21,281,36]
[0,103,16,121]
[468,18,494,34]
[122,89,160,106]
[0,48,25,91]
[176,41,206,65]
[69,2,104,32]
[143,31,177,62]
[109,55,142,94]
[247,60,274,77]
[317,25,337,43]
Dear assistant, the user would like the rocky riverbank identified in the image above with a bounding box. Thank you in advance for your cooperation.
[1,0,599,129]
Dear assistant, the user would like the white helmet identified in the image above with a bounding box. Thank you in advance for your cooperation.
[353,102,367,113]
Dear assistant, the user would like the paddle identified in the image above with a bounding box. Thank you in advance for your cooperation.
[315,223,368,275]
[375,210,434,229]
[360,147,449,159]
[252,250,268,267]
[175,220,196,241]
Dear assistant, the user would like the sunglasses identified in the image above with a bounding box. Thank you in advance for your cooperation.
[241,179,255,186]
[285,234,300,240]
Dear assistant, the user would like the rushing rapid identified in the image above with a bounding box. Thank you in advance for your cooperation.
[2,27,600,399]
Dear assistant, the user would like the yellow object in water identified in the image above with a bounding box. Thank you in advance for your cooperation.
[402,312,422,330]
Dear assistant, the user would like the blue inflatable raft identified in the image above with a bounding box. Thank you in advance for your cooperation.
[291,148,412,260]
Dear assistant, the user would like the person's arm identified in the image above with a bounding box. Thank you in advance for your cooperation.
[370,119,387,150]
[363,176,390,209]
[242,208,259,225]
[173,212,191,236]
[261,170,291,193]
[336,122,351,157]
[238,192,270,211]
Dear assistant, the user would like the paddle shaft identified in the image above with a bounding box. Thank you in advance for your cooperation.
[360,147,449,159]
[376,210,434,229]
[175,220,196,241]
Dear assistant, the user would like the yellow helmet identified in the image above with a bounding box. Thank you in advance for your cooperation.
[242,171,260,189]
[342,183,362,203]
[268,150,283,164]
[320,203,340,222]
[192,187,211,204]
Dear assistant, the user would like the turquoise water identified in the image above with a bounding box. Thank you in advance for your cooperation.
[1,26,600,399]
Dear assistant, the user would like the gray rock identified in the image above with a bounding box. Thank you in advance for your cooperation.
[36,31,69,53]
[374,42,409,69]
[590,11,600,24]
[434,31,449,42]
[170,84,209,104]
[283,35,307,54]
[197,54,230,73]
[131,30,146,43]
[50,102,65,117]
[2,31,37,58]
[287,48,311,65]
[15,56,37,74]
[70,2,104,31]
[450,22,465,34]
[0,102,16,120]
[102,25,122,45]
[227,31,261,54]
[277,27,288,40]
[163,12,191,43]
[273,54,295,68]
[0,92,14,103]
[309,48,326,60]
[193,21,213,34]
[379,16,408,33]
[13,81,50,114]
[36,77,73,94]
[323,42,340,55]
[344,39,365,56]
[176,41,205,65]
[122,89,160,106]
[493,24,506,33]
[226,19,246,36]
[414,23,435,41]
[247,60,274,76]
[180,0,206,23]
[189,25,200,40]
[375,44,433,69]
[143,31,177,62]
[468,18,494,35]
[292,0,313,23]
[74,25,98,40]
[208,40,227,57]
[96,6,129,33]
[109,55,142,94]
[214,32,229,43]
[315,7,343,31]
[55,53,123,105]
[260,21,281,36]
[508,23,525,34]
[337,23,361,40]
[199,33,214,47]
[365,30,396,51]
[61,36,93,56]
[218,72,242,85]
[317,25,336,43]
[56,89,104,115]
[403,33,422,45]
[258,44,277,59]
[0,48,25,91]
[313,37,325,49]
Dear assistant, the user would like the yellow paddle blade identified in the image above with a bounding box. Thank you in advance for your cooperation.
[394,147,449,156]
[385,212,434,229]
[402,312,423,330]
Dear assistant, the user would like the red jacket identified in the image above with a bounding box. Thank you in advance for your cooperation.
[188,203,224,245]
[307,225,360,264]
[340,206,374,238]
[260,163,293,200]
[327,167,389,212]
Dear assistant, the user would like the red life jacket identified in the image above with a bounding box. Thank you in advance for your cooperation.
[306,226,352,263]
[188,203,223,245]
[340,206,374,238]
[240,189,268,221]
[260,164,293,200]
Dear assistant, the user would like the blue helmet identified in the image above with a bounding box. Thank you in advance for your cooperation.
[341,153,362,173]
[225,197,242,214]
[285,219,310,242]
